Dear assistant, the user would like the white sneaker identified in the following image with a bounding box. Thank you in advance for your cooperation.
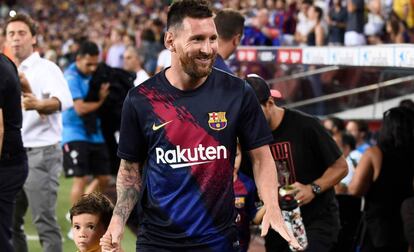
[67,229,73,240]
[65,212,71,223]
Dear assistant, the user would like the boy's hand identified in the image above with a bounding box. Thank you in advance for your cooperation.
[100,217,124,252]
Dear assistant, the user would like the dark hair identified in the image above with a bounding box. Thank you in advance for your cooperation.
[313,5,323,21]
[5,13,37,36]
[399,99,414,110]
[167,0,213,31]
[378,107,414,151]
[77,41,99,57]
[348,119,369,134]
[214,9,245,41]
[326,116,345,132]
[70,192,114,228]
[341,132,356,150]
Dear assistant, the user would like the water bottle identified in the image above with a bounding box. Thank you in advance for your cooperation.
[280,189,308,251]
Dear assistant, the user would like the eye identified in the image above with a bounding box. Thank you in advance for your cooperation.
[73,225,80,230]
[210,36,217,42]
[88,225,95,230]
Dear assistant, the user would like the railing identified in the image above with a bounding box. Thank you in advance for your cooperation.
[232,45,414,118]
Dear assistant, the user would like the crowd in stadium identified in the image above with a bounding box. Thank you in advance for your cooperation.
[1,0,414,74]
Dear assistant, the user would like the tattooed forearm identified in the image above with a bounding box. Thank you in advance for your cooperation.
[114,159,142,224]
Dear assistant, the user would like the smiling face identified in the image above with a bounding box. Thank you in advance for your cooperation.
[167,17,218,80]
[6,21,36,62]
[72,213,106,252]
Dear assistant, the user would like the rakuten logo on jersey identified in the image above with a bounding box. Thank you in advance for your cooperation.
[155,144,228,169]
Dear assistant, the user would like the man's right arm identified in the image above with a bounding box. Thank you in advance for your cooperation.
[73,83,109,116]
[101,159,143,250]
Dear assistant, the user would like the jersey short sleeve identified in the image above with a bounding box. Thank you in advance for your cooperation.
[117,92,148,162]
[66,74,84,100]
[237,82,273,151]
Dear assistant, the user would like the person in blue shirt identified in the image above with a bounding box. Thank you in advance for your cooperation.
[213,8,245,74]
[100,1,300,251]
[62,41,111,210]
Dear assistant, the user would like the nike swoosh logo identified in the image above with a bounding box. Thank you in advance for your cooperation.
[152,120,173,131]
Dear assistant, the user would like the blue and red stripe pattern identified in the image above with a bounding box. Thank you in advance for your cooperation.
[117,68,273,250]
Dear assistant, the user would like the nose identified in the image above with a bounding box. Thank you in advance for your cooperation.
[200,40,213,55]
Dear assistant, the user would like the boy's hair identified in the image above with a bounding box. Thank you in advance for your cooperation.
[167,0,213,31]
[214,9,245,41]
[5,13,37,36]
[77,41,99,57]
[70,192,114,228]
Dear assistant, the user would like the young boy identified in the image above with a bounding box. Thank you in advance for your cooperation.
[233,143,264,252]
[70,192,114,252]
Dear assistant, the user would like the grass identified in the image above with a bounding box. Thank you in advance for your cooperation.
[24,175,136,251]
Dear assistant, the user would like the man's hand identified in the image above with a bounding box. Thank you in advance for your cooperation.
[22,93,40,111]
[261,203,302,250]
[291,182,315,206]
[19,72,32,93]
[99,82,110,101]
[100,216,124,252]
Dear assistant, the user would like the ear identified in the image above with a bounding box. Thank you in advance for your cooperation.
[31,35,37,47]
[164,31,175,52]
[232,34,242,47]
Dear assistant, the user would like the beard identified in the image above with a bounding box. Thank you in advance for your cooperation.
[179,51,216,79]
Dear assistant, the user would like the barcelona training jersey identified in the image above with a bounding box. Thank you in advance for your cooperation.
[117,68,273,250]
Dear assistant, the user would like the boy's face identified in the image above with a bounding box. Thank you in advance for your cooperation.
[72,213,106,252]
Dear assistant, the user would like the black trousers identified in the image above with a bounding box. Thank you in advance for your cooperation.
[0,161,28,252]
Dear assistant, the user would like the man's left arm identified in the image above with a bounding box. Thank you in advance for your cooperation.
[292,156,348,206]
[249,145,301,250]
[22,93,61,115]
[22,63,73,115]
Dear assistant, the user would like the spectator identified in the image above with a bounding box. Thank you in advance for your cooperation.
[106,27,126,68]
[328,0,347,45]
[0,53,28,252]
[140,28,163,75]
[307,5,325,46]
[348,107,414,251]
[346,119,371,164]
[323,116,345,139]
[345,0,366,45]
[294,0,314,46]
[6,13,73,252]
[123,45,149,86]
[364,0,385,44]
[393,0,414,29]
[242,8,281,46]
[385,13,408,43]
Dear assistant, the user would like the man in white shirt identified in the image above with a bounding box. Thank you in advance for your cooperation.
[123,45,149,86]
[155,48,171,73]
[5,13,73,252]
